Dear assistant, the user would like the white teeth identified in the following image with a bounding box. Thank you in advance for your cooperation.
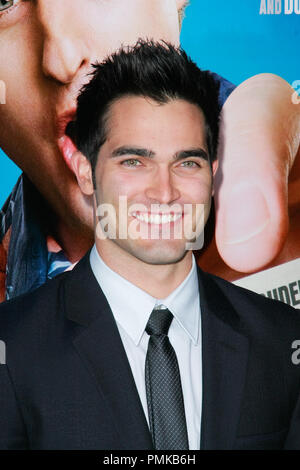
[131,212,182,224]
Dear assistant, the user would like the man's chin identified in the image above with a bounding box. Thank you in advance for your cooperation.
[114,239,189,266]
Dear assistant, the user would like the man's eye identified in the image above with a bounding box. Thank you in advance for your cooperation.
[0,0,19,12]
[180,160,200,168]
[121,159,142,167]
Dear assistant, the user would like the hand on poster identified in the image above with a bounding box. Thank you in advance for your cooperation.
[198,74,300,281]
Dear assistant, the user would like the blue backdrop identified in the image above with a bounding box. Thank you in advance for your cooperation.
[0,0,299,205]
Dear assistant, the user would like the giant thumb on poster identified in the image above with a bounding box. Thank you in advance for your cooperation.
[182,1,300,309]
[233,0,300,309]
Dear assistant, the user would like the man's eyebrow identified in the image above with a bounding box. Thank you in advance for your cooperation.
[174,149,209,161]
[111,146,155,158]
[111,146,209,161]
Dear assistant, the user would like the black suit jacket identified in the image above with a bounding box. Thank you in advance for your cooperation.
[0,251,300,450]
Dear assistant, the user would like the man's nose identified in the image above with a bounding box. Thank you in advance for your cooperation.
[38,0,91,84]
[145,168,180,205]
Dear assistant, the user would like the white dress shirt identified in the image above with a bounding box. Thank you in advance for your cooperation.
[90,245,202,450]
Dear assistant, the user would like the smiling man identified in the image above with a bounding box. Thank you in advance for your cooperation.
[0,42,300,450]
[0,0,299,303]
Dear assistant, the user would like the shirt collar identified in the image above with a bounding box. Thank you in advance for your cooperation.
[90,245,200,346]
[156,256,200,345]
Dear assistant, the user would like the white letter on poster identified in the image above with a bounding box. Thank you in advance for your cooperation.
[260,0,267,14]
[285,0,293,13]
[275,0,282,13]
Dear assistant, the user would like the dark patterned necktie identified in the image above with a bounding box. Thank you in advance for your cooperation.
[145,307,189,450]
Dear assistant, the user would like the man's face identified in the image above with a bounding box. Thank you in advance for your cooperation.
[93,96,216,265]
[0,0,183,230]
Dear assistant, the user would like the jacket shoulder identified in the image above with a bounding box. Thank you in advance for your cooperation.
[206,269,297,308]
[200,268,300,335]
[0,271,70,339]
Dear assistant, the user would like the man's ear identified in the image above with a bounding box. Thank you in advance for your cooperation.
[211,159,219,197]
[71,151,94,196]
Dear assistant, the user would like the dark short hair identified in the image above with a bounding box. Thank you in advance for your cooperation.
[73,40,220,173]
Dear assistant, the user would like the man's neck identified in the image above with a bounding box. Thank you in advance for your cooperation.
[95,240,193,299]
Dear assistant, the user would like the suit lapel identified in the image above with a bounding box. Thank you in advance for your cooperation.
[63,252,153,450]
[197,268,249,450]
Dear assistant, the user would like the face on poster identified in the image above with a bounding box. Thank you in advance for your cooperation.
[0,0,299,306]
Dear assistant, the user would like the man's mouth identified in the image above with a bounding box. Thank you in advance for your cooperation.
[130,211,183,225]
[57,109,77,171]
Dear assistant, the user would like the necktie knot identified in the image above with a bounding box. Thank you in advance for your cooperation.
[146,308,173,337]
